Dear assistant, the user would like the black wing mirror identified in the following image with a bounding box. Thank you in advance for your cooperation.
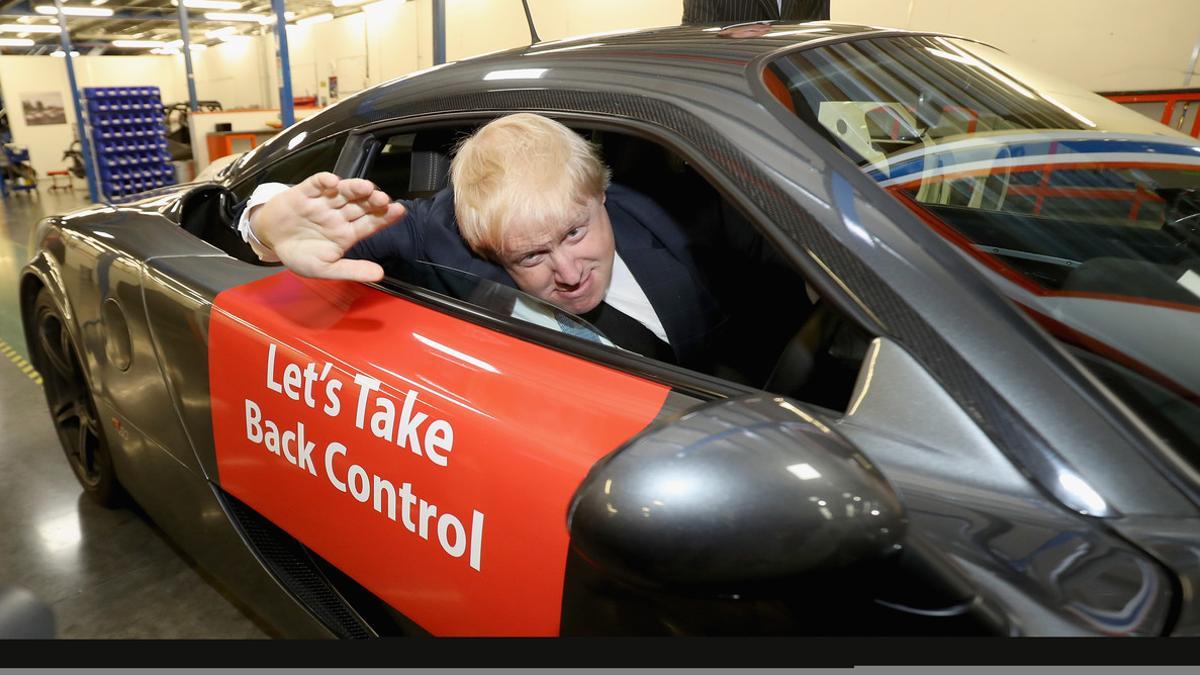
[568,395,905,588]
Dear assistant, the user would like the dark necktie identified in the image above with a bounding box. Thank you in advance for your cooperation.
[579,302,677,364]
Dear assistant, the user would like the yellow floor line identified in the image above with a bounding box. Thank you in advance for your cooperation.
[0,337,42,386]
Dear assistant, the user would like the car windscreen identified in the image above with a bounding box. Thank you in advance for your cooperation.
[764,35,1200,462]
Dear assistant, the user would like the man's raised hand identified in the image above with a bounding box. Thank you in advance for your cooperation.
[248,172,406,282]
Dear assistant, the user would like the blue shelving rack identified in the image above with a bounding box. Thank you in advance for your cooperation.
[82,86,175,201]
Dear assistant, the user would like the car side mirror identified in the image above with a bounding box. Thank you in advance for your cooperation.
[567,395,905,588]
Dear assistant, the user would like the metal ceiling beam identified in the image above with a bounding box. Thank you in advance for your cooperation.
[177,0,198,112]
[1,0,361,55]
[0,7,213,21]
[433,0,444,65]
[53,0,100,202]
[271,0,293,127]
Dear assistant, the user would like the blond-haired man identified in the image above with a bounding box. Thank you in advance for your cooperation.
[239,113,723,367]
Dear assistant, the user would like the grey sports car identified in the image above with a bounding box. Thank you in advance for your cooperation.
[19,21,1200,636]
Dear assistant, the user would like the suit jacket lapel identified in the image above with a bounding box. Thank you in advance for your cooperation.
[607,193,723,368]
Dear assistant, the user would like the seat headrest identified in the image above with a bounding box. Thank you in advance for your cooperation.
[408,129,460,196]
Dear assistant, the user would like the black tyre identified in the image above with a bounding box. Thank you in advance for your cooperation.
[32,288,123,506]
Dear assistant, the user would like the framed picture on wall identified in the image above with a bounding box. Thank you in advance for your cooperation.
[21,91,67,126]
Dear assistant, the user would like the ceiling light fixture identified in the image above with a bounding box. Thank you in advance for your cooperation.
[0,24,62,33]
[166,39,208,51]
[295,12,333,26]
[0,37,36,46]
[203,11,271,23]
[51,49,81,57]
[111,39,167,48]
[34,5,115,16]
[172,0,244,9]
[205,26,238,39]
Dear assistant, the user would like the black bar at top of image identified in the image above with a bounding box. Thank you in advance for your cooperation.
[3,638,1200,668]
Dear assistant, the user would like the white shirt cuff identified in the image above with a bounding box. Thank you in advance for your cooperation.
[237,182,292,262]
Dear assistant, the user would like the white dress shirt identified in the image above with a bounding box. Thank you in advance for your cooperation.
[605,251,670,344]
[236,182,291,262]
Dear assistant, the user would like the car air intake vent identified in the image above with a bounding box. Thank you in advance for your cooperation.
[219,490,373,639]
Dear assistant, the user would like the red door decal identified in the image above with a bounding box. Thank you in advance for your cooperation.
[209,272,669,635]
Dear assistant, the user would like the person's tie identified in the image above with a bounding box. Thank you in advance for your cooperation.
[555,312,605,343]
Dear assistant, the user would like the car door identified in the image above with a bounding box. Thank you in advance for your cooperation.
[143,125,703,636]
[205,261,698,636]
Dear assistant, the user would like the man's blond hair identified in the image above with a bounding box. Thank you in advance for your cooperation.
[451,113,611,258]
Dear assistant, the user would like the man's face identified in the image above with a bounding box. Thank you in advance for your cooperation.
[498,194,615,315]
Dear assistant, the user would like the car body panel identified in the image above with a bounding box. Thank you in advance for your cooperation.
[839,339,1173,635]
[141,255,279,478]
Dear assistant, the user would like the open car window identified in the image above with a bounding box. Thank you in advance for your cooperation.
[228,136,346,201]
[357,119,874,412]
[362,129,459,200]
[380,258,614,347]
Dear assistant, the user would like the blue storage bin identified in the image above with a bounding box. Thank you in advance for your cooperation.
[86,84,175,200]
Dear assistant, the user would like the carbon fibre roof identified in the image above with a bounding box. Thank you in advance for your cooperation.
[227,21,902,179]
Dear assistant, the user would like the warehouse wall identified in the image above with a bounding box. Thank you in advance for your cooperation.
[198,0,683,111]
[5,0,1200,177]
[276,0,424,103]
[187,37,274,110]
[445,0,683,62]
[0,56,184,177]
[832,0,1200,92]
[245,0,1200,110]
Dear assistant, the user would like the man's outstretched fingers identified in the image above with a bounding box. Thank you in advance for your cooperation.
[298,172,341,198]
[337,178,378,202]
[320,177,376,211]
[344,189,394,223]
[364,189,392,211]
[351,202,406,241]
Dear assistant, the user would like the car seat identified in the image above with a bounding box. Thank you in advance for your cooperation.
[407,129,459,198]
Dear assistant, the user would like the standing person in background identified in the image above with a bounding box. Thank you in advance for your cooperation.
[682,0,830,23]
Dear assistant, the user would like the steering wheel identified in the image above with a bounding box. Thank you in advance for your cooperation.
[1164,189,1200,259]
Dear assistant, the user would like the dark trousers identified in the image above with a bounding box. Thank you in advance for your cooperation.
[682,0,831,23]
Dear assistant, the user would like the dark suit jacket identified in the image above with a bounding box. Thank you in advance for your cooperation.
[682,0,830,23]
[347,183,724,368]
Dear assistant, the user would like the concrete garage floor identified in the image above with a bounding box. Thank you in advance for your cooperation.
[0,188,268,638]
